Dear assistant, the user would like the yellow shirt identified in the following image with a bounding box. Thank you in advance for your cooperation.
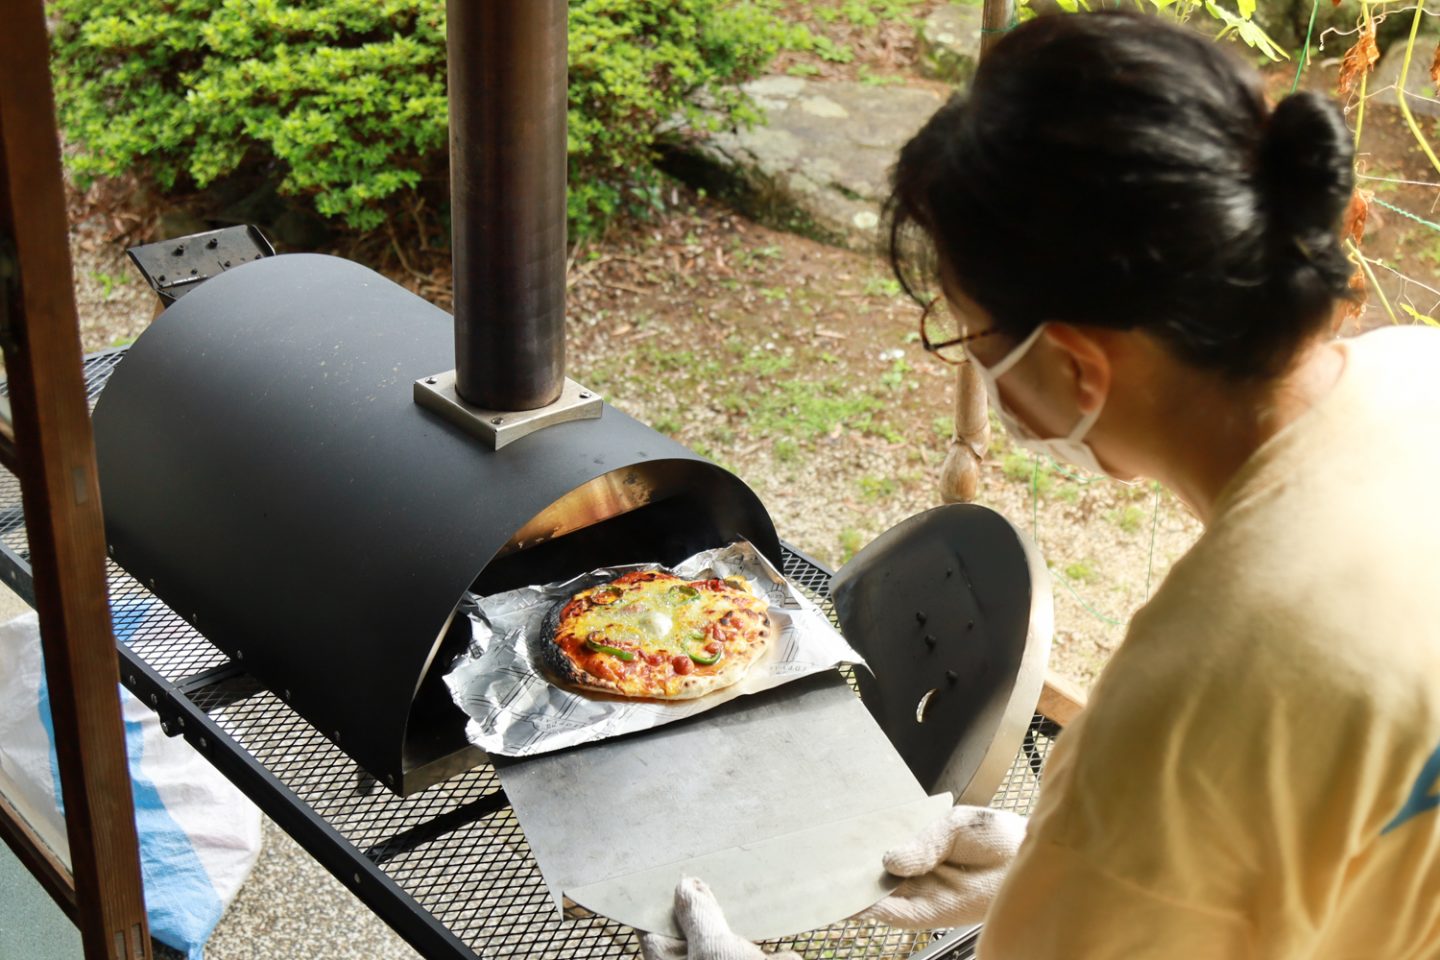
[981,326,1440,959]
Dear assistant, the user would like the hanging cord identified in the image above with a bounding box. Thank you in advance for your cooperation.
[1290,0,1322,93]
[1026,453,1162,629]
[1372,196,1440,234]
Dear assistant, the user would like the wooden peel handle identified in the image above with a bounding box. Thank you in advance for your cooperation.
[939,360,989,503]
[937,0,1012,505]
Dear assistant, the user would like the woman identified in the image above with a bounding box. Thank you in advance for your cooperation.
[644,11,1440,958]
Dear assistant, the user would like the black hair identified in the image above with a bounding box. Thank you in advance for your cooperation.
[886,10,1355,381]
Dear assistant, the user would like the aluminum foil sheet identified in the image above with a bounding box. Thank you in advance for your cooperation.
[443,540,865,757]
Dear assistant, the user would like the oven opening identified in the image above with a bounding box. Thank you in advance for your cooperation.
[399,461,779,794]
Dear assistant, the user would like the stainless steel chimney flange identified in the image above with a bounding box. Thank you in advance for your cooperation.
[413,371,601,450]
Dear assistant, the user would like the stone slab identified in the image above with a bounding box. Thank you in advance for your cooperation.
[677,77,945,249]
[918,3,984,84]
[1372,38,1440,119]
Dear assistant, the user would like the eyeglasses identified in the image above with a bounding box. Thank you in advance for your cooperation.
[918,296,1000,365]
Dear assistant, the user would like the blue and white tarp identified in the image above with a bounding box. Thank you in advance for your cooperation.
[0,611,261,959]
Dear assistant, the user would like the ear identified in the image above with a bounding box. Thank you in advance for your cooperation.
[1042,324,1111,414]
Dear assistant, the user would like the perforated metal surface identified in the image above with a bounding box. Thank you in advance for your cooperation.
[0,351,1059,959]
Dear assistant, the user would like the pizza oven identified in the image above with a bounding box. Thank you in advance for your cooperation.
[91,0,780,795]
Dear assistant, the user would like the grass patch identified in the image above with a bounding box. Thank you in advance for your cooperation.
[734,244,783,270]
[690,442,737,475]
[814,0,923,27]
[1106,505,1147,535]
[1418,235,1440,269]
[862,274,903,298]
[646,347,698,373]
[879,356,913,391]
[1360,163,1404,195]
[90,270,127,300]
[1001,450,1054,496]
[858,474,896,501]
[838,527,865,563]
[584,333,903,447]
[740,351,796,378]
[857,66,905,87]
[1063,560,1098,583]
[747,375,892,441]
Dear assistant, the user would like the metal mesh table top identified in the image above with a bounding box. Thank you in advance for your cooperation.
[0,350,1059,960]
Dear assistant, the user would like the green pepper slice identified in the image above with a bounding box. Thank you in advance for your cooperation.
[685,632,722,665]
[584,638,635,661]
[667,585,700,604]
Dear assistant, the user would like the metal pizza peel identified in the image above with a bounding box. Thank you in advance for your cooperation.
[496,671,953,940]
[497,504,1049,940]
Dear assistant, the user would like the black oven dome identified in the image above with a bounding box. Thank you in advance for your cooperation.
[93,253,780,792]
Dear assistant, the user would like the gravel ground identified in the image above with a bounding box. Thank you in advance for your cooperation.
[198,816,423,960]
[65,213,156,354]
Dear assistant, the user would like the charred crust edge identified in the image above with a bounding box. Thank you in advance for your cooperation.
[537,595,584,686]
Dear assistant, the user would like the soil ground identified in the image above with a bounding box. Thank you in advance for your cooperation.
[56,21,1428,697]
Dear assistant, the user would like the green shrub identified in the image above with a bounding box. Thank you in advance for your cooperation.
[49,0,813,236]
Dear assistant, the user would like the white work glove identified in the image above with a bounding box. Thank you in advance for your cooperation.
[639,877,803,960]
[857,805,1027,930]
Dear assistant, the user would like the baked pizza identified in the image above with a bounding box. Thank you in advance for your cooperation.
[538,569,774,700]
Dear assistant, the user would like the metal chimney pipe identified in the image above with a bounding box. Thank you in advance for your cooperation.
[448,0,568,411]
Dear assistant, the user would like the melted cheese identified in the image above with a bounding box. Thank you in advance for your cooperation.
[566,574,758,660]
[638,610,673,637]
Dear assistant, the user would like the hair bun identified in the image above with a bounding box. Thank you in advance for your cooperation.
[1260,91,1354,242]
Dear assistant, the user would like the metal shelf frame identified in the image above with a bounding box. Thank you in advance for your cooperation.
[0,350,1060,960]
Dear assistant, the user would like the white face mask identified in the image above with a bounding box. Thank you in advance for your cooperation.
[967,323,1124,480]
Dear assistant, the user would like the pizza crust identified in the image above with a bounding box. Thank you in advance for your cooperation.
[537,571,775,701]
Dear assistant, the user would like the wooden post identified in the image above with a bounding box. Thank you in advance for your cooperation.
[0,2,152,957]
[938,0,1013,505]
